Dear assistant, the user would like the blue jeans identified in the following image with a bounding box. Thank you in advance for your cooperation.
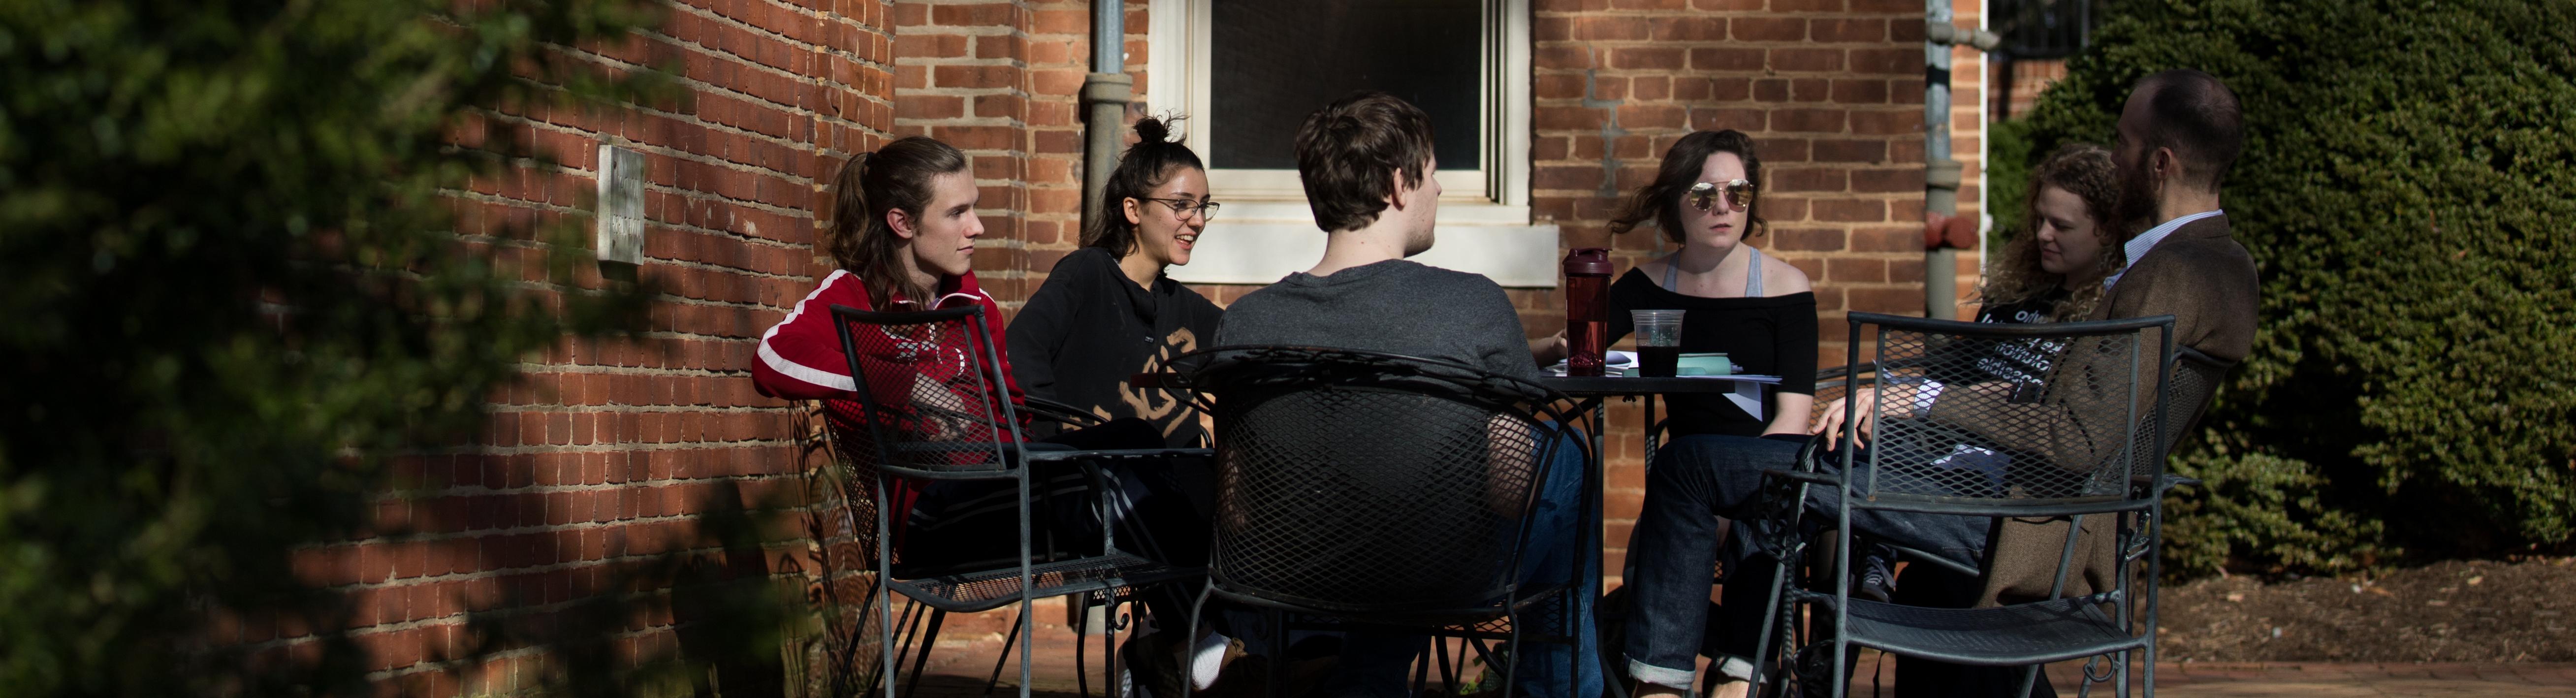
[1324,426,1603,698]
[1622,435,1991,690]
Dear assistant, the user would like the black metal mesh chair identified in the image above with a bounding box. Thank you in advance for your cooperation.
[1167,346,1597,698]
[825,303,1205,698]
[1744,312,2191,698]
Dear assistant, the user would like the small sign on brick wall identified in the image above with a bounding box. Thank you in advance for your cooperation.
[595,145,645,265]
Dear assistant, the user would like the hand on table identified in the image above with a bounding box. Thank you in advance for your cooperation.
[1530,330,1569,366]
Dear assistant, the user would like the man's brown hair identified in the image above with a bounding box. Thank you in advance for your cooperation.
[1292,91,1436,232]
[2138,68,2245,189]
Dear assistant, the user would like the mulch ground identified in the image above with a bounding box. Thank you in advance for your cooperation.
[2158,556,2576,663]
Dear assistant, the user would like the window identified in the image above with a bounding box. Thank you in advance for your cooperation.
[1148,0,1551,286]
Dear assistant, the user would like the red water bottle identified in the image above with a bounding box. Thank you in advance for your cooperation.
[1563,247,1612,377]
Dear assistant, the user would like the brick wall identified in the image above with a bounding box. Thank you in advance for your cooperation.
[894,0,1149,309]
[284,0,902,692]
[1526,0,1974,576]
[300,0,2001,687]
[890,0,1993,585]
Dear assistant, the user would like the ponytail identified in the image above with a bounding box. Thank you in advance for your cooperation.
[825,137,970,305]
[1084,116,1206,256]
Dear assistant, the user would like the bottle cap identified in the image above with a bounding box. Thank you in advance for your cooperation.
[1562,247,1612,276]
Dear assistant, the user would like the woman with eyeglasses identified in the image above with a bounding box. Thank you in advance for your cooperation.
[1003,117,1239,694]
[1007,116,1225,449]
[1589,130,1819,698]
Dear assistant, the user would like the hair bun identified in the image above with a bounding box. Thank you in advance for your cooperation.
[1134,116,1178,144]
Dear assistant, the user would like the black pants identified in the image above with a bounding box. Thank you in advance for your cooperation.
[898,417,1215,627]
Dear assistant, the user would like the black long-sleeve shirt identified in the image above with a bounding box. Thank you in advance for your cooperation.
[1006,247,1224,447]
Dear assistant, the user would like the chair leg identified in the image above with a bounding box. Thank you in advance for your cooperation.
[1076,593,1092,698]
[1264,608,1288,698]
[1101,593,1123,698]
[887,601,924,695]
[981,611,1025,698]
[1742,551,1794,697]
[1413,635,1433,695]
[1181,582,1214,698]
[2015,664,2042,698]
[1499,612,1523,698]
[903,609,947,698]
[1436,635,1459,691]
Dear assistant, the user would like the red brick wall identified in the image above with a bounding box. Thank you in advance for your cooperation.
[895,0,1149,310]
[1527,0,1948,575]
[301,0,2002,686]
[287,0,902,692]
[894,0,1993,584]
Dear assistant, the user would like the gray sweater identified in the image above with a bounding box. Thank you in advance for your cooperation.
[1215,259,1540,381]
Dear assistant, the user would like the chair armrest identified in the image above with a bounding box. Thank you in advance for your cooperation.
[2157,474,2202,494]
[1762,469,1841,487]
[1024,446,1215,463]
[1018,396,1106,429]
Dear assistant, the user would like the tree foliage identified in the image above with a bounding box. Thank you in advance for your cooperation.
[2015,0,2576,575]
[0,0,668,691]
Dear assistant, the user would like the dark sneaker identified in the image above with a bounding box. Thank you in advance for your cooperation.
[1855,551,1897,603]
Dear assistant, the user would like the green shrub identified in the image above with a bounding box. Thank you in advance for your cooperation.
[1983,116,2038,253]
[0,0,666,692]
[2019,0,2576,575]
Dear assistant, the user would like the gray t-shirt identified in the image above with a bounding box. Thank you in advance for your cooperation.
[1216,259,1540,381]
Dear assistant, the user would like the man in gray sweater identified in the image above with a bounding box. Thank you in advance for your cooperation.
[1214,94,1540,382]
[1212,92,1596,698]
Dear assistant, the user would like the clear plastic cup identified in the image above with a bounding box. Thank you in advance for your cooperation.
[1631,309,1685,377]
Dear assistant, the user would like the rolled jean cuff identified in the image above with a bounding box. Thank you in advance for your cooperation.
[1712,654,1753,682]
[1626,658,1695,690]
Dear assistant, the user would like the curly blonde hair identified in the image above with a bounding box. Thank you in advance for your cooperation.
[1978,143,2126,319]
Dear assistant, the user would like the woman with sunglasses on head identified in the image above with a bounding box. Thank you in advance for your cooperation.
[1582,130,1817,698]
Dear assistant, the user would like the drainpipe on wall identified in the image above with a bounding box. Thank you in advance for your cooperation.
[1923,2,1999,319]
[1081,0,1131,238]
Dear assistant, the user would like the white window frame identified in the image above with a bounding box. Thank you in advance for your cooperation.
[1147,0,1557,286]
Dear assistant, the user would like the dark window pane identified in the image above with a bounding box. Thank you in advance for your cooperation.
[1209,0,1482,171]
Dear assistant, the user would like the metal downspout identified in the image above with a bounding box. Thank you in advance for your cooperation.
[1081,0,1132,237]
[1924,2,1998,319]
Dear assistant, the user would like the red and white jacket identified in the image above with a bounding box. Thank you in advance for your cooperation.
[754,269,1027,539]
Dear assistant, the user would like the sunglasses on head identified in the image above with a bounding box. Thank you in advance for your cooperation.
[1686,179,1757,213]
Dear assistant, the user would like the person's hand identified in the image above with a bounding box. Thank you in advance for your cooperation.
[1810,390,1881,450]
[1530,330,1569,366]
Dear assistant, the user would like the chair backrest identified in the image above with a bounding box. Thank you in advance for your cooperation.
[1175,346,1586,616]
[824,303,1024,477]
[1844,312,2178,506]
[2145,346,2234,474]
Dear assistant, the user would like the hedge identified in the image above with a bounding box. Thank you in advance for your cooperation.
[2013,0,2576,575]
[0,0,669,692]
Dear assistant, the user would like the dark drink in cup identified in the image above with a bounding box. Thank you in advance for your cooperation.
[1629,309,1686,378]
[1638,345,1681,378]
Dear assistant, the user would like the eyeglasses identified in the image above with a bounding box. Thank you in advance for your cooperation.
[1686,179,1757,213]
[1140,197,1221,222]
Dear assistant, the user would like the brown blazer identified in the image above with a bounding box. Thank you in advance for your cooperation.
[1972,213,2259,607]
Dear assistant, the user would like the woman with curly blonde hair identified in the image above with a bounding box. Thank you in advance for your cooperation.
[1976,143,2127,323]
